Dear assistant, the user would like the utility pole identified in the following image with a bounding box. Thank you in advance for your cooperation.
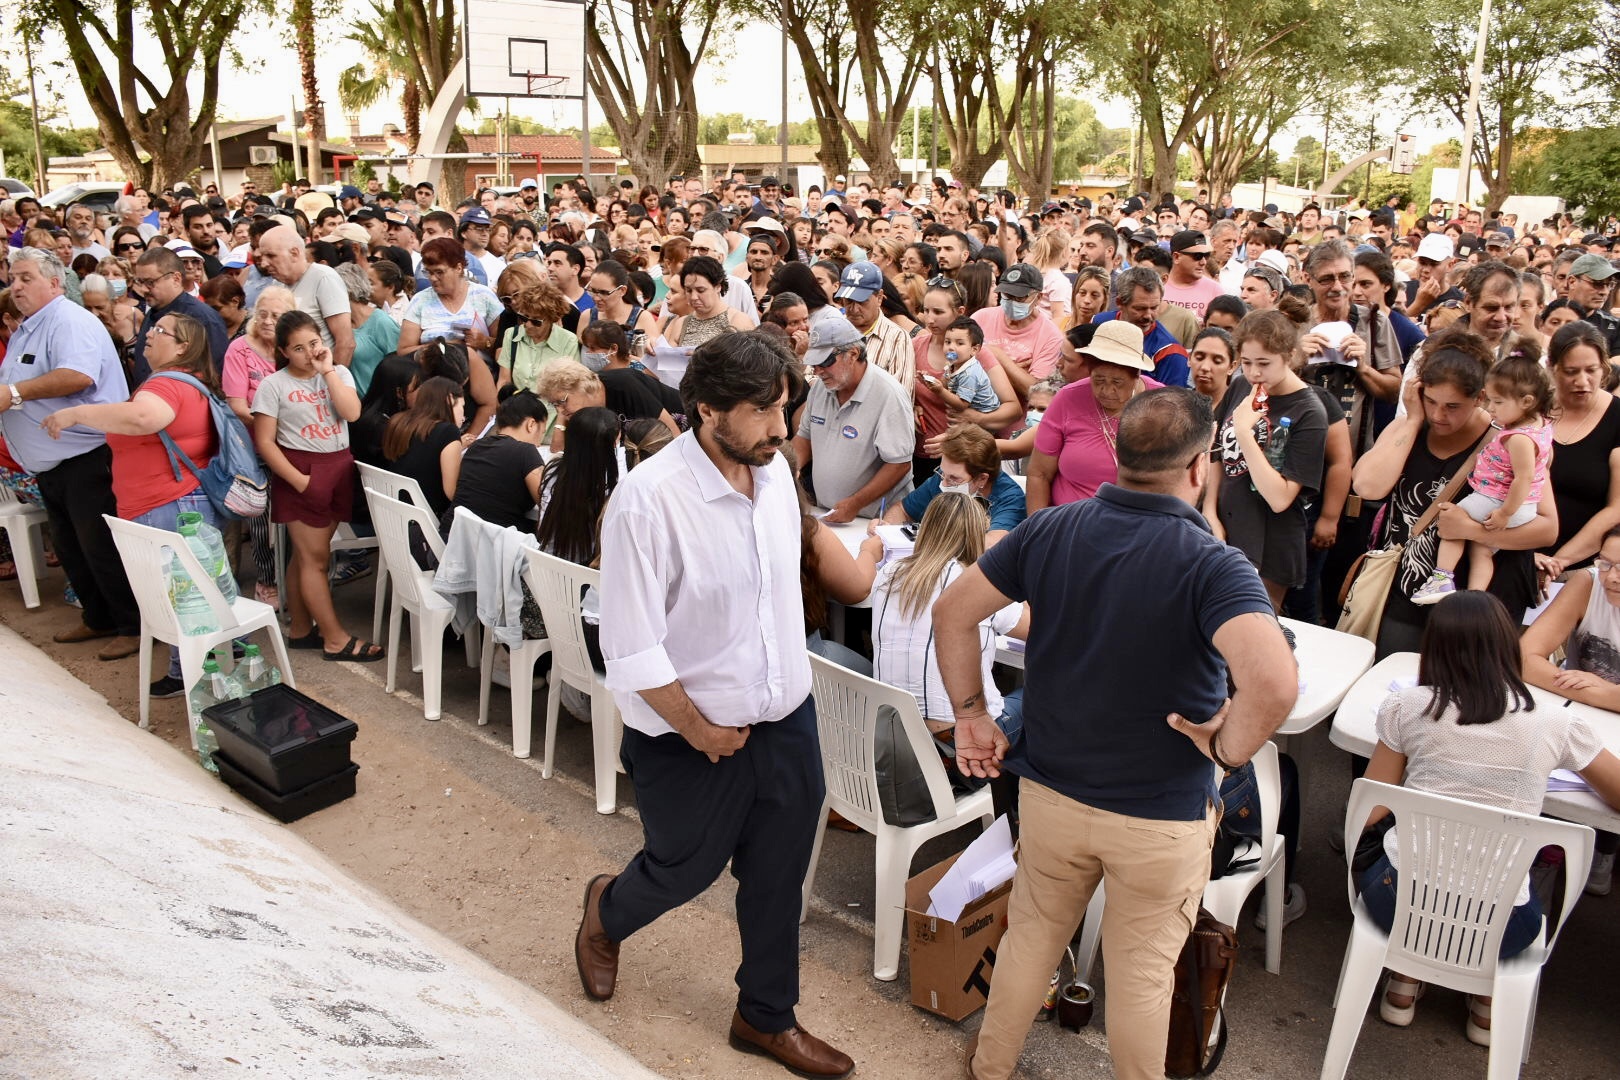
[23,36,46,193]
[779,0,789,180]
[1364,117,1376,200]
[1458,0,1493,209]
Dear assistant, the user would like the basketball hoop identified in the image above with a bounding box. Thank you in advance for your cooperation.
[524,72,568,96]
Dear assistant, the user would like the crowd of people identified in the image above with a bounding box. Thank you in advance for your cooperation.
[5,167,1620,1079]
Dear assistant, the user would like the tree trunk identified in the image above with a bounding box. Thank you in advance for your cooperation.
[814,115,851,180]
[441,127,468,206]
[293,0,325,181]
[403,79,421,152]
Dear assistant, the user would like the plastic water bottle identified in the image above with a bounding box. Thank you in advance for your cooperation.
[1250,416,1292,494]
[188,656,244,773]
[177,511,238,604]
[239,643,282,695]
[168,529,217,637]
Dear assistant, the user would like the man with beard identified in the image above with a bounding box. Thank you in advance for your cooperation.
[582,332,855,1080]
[792,314,915,522]
[64,204,111,262]
[516,177,548,228]
[741,232,779,312]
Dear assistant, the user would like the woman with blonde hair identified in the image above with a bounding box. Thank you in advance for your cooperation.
[1069,265,1111,327]
[869,494,1028,797]
[869,236,907,280]
[534,358,678,453]
[1030,228,1072,328]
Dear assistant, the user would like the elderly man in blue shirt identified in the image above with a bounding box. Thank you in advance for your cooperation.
[1,248,140,658]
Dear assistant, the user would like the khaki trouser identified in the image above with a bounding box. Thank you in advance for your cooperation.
[971,778,1216,1080]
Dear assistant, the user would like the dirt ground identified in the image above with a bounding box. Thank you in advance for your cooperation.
[7,563,1619,1079]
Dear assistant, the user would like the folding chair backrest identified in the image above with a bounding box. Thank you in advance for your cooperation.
[0,484,25,509]
[523,548,598,681]
[807,654,959,833]
[104,515,239,640]
[1344,779,1594,983]
[356,460,431,511]
[1251,740,1281,842]
[369,492,444,610]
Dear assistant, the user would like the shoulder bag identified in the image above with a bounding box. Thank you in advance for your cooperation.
[1165,906,1239,1077]
[1335,429,1489,641]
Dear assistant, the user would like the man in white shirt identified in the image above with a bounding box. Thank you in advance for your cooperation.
[458,207,505,285]
[579,333,855,1080]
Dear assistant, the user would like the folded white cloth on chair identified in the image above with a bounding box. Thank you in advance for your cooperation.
[433,507,540,648]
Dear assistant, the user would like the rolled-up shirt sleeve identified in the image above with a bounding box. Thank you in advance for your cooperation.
[600,505,680,693]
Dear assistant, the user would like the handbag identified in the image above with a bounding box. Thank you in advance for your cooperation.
[1165,907,1239,1078]
[1334,430,1489,642]
[149,371,269,520]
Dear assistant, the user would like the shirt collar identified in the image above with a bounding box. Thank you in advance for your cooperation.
[1095,482,1210,532]
[21,294,66,326]
[679,428,779,503]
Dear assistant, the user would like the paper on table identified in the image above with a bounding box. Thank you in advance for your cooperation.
[1548,769,1592,792]
[1307,321,1356,366]
[1522,582,1565,626]
[874,524,915,557]
[927,814,1015,922]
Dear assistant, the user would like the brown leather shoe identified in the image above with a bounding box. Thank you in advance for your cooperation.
[963,1035,980,1080]
[97,635,141,661]
[729,1010,854,1078]
[54,623,115,644]
[575,874,619,1001]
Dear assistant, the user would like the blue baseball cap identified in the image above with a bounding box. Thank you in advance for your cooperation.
[459,207,492,227]
[519,177,538,189]
[339,184,362,199]
[834,261,883,302]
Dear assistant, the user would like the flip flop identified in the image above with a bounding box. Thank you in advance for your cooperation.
[286,629,323,649]
[323,637,386,663]
[0,562,15,582]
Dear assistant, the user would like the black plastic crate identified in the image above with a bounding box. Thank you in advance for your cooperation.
[202,683,357,794]
[215,753,359,823]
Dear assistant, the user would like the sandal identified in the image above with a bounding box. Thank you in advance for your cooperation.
[323,637,386,663]
[45,550,60,568]
[0,561,15,582]
[286,629,323,649]
[1379,973,1425,1027]
[1466,995,1492,1047]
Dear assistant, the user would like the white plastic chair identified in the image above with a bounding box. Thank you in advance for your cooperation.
[797,655,996,981]
[1320,779,1595,1080]
[369,492,476,721]
[526,548,622,814]
[0,483,49,608]
[104,515,296,745]
[1073,744,1287,986]
[356,462,433,643]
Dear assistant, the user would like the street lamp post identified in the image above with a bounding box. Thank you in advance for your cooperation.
[1457,0,1494,210]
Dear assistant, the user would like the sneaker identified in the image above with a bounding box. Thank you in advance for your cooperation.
[63,585,81,609]
[149,675,186,699]
[329,557,374,586]
[1586,851,1615,896]
[1254,883,1307,930]
[1410,569,1456,606]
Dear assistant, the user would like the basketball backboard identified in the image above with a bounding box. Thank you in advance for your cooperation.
[463,0,587,100]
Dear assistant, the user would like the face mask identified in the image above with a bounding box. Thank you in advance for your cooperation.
[109,279,128,299]
[1026,408,1045,426]
[1002,298,1033,321]
[581,350,610,372]
[944,349,961,364]
[940,482,972,496]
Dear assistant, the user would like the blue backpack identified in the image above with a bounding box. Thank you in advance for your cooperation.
[151,370,270,519]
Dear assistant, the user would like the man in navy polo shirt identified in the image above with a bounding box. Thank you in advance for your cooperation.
[936,387,1296,1080]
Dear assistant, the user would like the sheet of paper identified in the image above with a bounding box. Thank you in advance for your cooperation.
[650,345,693,390]
[1522,582,1565,626]
[926,814,1014,923]
[1307,321,1356,366]
[1548,769,1592,792]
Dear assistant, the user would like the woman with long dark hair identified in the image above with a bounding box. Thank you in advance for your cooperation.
[381,375,465,519]
[537,405,620,565]
[1362,591,1620,1041]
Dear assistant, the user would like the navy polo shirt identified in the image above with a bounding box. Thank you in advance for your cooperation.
[132,292,228,384]
[977,483,1273,820]
[902,471,1027,533]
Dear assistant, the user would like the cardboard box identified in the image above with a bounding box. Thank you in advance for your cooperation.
[906,851,1014,1020]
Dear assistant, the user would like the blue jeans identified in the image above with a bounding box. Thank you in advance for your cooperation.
[133,492,228,680]
[1357,853,1543,959]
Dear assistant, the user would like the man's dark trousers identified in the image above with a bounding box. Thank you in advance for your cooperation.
[35,444,138,635]
[598,696,823,1034]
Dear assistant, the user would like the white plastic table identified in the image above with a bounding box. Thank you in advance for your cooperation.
[993,618,1372,736]
[1331,652,1620,833]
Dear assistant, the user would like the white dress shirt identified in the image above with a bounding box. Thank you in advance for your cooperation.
[600,430,811,737]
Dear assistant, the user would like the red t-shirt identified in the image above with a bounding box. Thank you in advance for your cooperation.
[108,375,217,518]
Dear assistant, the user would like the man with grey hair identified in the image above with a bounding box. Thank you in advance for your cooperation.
[1091,265,1189,386]
[1299,238,1400,457]
[113,196,158,241]
[0,247,139,659]
[65,204,111,262]
[253,224,354,367]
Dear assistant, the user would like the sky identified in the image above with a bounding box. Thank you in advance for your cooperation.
[19,14,1448,167]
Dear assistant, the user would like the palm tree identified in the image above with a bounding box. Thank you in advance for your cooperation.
[338,0,424,150]
[292,0,326,182]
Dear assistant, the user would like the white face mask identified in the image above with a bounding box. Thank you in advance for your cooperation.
[1002,297,1033,321]
[1026,407,1045,426]
[109,279,128,299]
[581,349,610,372]
[940,481,972,496]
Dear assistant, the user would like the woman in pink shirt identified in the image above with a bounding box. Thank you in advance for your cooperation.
[1027,321,1160,510]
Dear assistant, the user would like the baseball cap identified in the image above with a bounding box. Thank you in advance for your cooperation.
[1415,234,1455,262]
[1040,201,1063,216]
[834,174,847,184]
[1170,230,1212,255]
[164,239,201,260]
[1583,232,1613,248]
[339,184,362,200]
[1122,196,1144,215]
[997,262,1042,298]
[1571,253,1619,281]
[804,314,866,367]
[1254,249,1290,276]
[384,209,411,227]
[519,177,538,189]
[331,222,371,246]
[350,205,386,224]
[1126,226,1159,247]
[459,207,492,227]
[834,261,883,302]
[1079,321,1150,372]
[760,175,781,187]
[222,245,252,270]
[1456,233,1481,258]
[1484,231,1510,249]
[1075,196,1093,209]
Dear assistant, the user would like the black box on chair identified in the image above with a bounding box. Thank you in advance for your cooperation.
[202,683,358,794]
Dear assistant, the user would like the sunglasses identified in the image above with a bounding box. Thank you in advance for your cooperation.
[586,285,622,299]
[926,275,964,296]
[115,243,143,253]
[1181,251,1210,260]
[523,314,551,327]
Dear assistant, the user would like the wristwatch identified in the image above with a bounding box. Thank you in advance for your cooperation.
[5,385,19,410]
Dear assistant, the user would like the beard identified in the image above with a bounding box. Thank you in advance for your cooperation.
[711,413,783,467]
